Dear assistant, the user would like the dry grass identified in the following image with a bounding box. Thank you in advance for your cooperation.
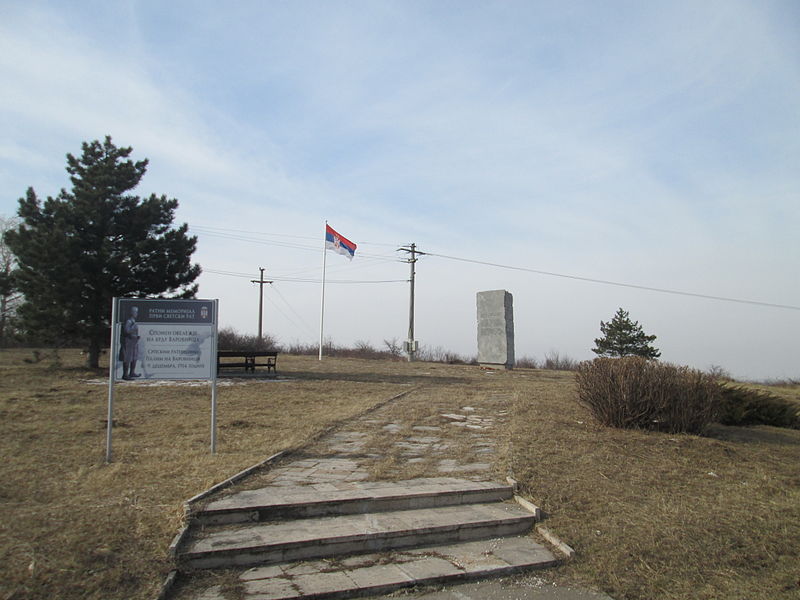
[2,350,798,600]
[0,350,410,600]
[507,368,800,600]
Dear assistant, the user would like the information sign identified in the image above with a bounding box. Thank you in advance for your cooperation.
[115,299,217,381]
[106,297,220,462]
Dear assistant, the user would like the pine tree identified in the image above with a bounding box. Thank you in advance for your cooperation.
[591,308,661,359]
[4,136,201,367]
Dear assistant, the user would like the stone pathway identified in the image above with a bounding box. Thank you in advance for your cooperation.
[233,391,513,491]
[172,389,573,600]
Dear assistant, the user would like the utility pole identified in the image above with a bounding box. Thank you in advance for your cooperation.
[398,244,424,361]
[251,267,273,343]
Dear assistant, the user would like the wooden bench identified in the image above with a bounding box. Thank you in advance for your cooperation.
[217,350,278,374]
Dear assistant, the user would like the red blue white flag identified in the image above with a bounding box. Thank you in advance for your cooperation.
[325,225,357,260]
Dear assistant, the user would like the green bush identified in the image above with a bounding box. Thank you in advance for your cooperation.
[576,357,720,434]
[717,385,800,429]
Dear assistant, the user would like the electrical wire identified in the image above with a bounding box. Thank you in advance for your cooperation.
[269,286,317,337]
[193,227,798,311]
[189,226,401,261]
[191,224,400,248]
[262,293,316,338]
[425,252,800,311]
[202,269,406,284]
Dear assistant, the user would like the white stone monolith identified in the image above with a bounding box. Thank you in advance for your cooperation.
[476,290,515,369]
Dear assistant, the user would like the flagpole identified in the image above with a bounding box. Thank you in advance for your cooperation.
[318,220,328,360]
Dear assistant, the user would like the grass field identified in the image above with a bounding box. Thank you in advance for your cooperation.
[1,348,798,600]
[507,371,800,599]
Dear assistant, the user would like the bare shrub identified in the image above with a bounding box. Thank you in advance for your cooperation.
[349,340,382,359]
[285,341,318,356]
[383,337,403,357]
[417,345,473,364]
[339,340,395,360]
[217,327,280,351]
[282,339,397,360]
[543,350,578,371]
[576,357,721,434]
[320,338,338,356]
[707,364,734,382]
[515,356,539,369]
[353,339,374,352]
[280,338,476,364]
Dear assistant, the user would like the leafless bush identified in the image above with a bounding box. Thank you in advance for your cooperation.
[283,338,400,360]
[543,350,579,371]
[338,340,396,360]
[217,327,280,351]
[383,337,403,357]
[280,338,478,364]
[417,345,475,365]
[706,364,734,382]
[515,356,539,369]
[576,357,721,434]
[285,341,318,355]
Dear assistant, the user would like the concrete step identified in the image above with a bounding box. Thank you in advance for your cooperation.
[192,536,559,600]
[181,502,536,570]
[196,478,514,525]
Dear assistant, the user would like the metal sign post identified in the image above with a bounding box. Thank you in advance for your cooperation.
[210,299,219,454]
[105,297,120,463]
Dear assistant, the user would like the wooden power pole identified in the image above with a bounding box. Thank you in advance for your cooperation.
[251,267,273,343]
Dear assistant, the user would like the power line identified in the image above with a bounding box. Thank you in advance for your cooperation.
[195,229,798,311]
[191,224,401,248]
[191,225,320,241]
[202,269,252,278]
[190,226,401,261]
[270,286,317,337]
[263,291,316,338]
[272,277,408,284]
[203,269,406,284]
[424,252,800,311]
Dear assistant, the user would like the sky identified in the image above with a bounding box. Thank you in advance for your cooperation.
[1,0,798,380]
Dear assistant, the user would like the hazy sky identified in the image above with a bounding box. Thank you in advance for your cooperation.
[2,1,798,380]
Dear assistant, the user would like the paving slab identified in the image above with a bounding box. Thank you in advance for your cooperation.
[243,577,298,599]
[396,556,465,580]
[242,564,284,581]
[292,570,356,596]
[345,562,415,590]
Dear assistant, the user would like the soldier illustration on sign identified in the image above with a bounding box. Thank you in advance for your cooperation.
[119,306,141,380]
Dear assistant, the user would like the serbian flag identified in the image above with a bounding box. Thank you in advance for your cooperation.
[325,224,357,260]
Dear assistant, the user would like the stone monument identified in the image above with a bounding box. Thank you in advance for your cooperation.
[476,290,515,369]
